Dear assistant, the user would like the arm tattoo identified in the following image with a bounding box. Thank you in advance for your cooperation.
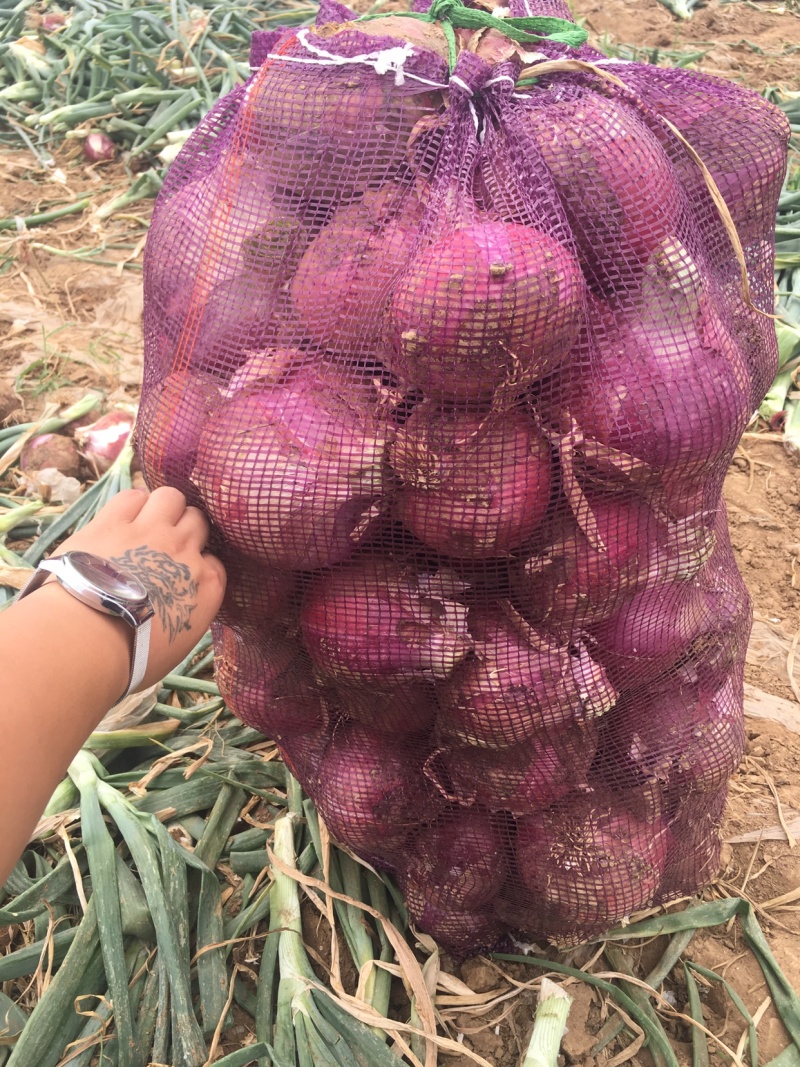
[110,547,198,644]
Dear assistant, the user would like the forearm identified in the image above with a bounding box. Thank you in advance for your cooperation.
[0,585,131,884]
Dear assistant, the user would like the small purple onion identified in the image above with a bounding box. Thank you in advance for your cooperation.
[589,580,717,688]
[76,410,134,473]
[20,433,81,478]
[439,723,598,814]
[83,132,116,163]
[194,363,393,570]
[135,371,219,491]
[390,405,553,559]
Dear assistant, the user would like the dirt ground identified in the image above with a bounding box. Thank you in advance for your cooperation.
[1,0,800,1063]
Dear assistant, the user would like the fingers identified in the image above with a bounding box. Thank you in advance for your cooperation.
[95,488,149,523]
[201,553,227,610]
[138,486,188,525]
[175,505,211,548]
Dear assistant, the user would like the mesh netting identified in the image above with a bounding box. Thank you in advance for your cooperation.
[135,0,790,955]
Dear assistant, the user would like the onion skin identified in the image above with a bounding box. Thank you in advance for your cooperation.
[390,406,553,559]
[334,680,436,736]
[291,204,418,355]
[515,495,671,633]
[135,371,220,492]
[387,220,583,400]
[312,722,438,861]
[398,809,508,911]
[276,727,333,788]
[440,723,598,814]
[83,132,116,163]
[222,347,306,398]
[301,560,473,685]
[557,304,750,482]
[589,580,718,689]
[516,796,668,929]
[213,622,325,736]
[436,605,617,748]
[404,898,506,957]
[600,673,744,798]
[193,364,393,570]
[20,434,81,479]
[525,92,683,284]
[76,410,134,473]
[247,51,441,203]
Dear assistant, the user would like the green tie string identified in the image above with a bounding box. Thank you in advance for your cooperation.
[357,0,588,71]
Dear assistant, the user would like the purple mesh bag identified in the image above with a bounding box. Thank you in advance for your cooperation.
[135,0,790,955]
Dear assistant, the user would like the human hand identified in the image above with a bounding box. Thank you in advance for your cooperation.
[55,486,226,689]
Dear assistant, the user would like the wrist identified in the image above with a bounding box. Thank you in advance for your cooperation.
[27,582,133,703]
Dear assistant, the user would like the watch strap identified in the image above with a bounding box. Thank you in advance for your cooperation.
[16,558,61,598]
[122,615,152,706]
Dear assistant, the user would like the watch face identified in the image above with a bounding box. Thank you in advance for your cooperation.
[66,551,149,602]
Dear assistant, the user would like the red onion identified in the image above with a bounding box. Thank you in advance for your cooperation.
[20,433,81,478]
[146,185,306,375]
[75,410,134,473]
[398,810,508,912]
[146,172,304,301]
[646,83,788,249]
[290,202,418,355]
[526,92,682,279]
[83,132,115,163]
[41,11,67,30]
[404,897,505,957]
[516,795,668,928]
[390,405,553,559]
[194,363,393,569]
[388,220,583,400]
[163,271,283,376]
[248,58,441,202]
[589,580,716,689]
[556,303,750,482]
[436,604,616,748]
[135,371,219,490]
[214,623,325,735]
[438,723,598,814]
[277,727,333,787]
[688,515,751,684]
[301,560,473,685]
[516,494,670,632]
[601,673,744,797]
[216,550,295,631]
[314,722,438,861]
[333,680,436,736]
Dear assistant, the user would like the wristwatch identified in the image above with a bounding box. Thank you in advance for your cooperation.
[15,551,155,707]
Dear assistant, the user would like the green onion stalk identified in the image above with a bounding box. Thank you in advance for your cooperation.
[522,978,573,1067]
[268,808,407,1067]
[759,319,800,425]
